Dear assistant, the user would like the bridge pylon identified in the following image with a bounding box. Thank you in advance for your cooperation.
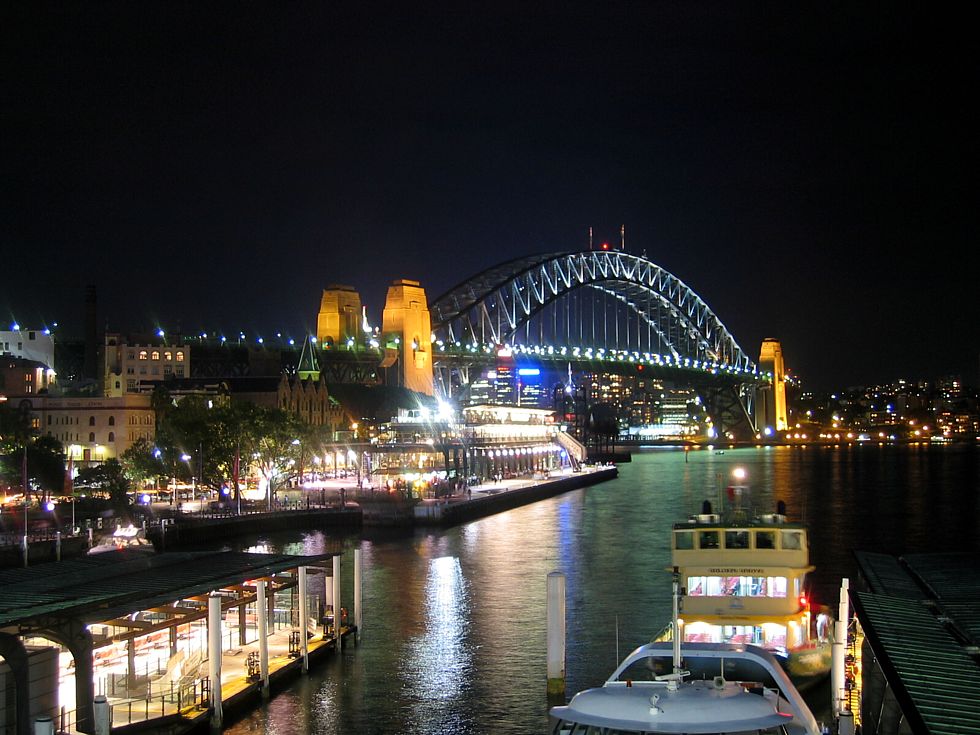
[381,279,434,396]
[755,338,788,434]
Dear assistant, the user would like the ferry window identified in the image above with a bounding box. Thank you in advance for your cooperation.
[755,531,775,549]
[780,531,802,550]
[674,531,694,550]
[698,530,719,549]
[725,530,749,549]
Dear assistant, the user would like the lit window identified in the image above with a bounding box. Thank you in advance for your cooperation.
[176,352,184,362]
[139,351,148,360]
[151,351,160,360]
[164,351,172,361]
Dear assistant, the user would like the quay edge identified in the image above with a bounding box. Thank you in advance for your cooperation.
[413,466,618,526]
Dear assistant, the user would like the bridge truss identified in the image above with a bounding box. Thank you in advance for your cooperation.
[429,250,766,439]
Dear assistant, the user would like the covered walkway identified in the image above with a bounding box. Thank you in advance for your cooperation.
[0,548,361,734]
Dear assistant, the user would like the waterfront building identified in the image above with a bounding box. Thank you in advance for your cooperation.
[102,333,191,396]
[138,374,348,436]
[26,393,155,464]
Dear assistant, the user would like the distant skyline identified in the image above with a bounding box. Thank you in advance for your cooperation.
[3,3,977,390]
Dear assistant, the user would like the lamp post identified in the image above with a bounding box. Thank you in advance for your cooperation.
[181,453,194,499]
[22,497,29,567]
[291,439,303,491]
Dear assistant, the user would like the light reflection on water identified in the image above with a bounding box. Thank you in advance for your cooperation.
[218,445,978,735]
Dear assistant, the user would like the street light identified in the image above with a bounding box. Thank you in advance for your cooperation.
[181,454,195,497]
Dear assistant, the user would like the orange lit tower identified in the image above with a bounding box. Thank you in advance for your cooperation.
[316,285,362,346]
[757,338,788,432]
[381,279,434,396]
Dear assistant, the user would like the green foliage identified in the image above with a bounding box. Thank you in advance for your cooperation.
[0,434,66,495]
[75,458,130,512]
[149,396,317,502]
[0,401,32,454]
[120,437,166,484]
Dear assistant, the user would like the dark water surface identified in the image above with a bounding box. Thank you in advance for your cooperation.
[216,444,979,735]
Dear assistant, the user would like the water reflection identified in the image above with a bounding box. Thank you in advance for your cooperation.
[403,556,472,730]
[218,444,978,735]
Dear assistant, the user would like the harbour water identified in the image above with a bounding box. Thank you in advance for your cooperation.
[213,444,979,735]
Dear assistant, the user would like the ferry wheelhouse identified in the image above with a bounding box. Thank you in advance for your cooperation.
[667,500,831,687]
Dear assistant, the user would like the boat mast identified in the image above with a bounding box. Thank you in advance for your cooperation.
[672,566,682,673]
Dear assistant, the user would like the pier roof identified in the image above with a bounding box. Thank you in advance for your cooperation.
[0,550,334,630]
[852,551,980,735]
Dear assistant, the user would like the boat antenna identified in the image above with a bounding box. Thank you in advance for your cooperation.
[615,614,620,666]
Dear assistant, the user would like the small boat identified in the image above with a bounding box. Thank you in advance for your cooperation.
[660,489,832,689]
[550,573,822,734]
[88,524,155,555]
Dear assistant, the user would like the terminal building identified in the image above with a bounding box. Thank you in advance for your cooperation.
[0,548,359,735]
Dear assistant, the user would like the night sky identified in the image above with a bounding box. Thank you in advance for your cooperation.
[3,3,976,390]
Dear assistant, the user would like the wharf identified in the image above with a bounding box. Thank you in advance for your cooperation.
[848,551,980,734]
[1,466,619,564]
[410,465,618,525]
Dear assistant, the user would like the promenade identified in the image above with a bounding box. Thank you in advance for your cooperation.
[1,464,618,569]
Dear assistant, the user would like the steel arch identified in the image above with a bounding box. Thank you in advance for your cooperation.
[430,250,755,372]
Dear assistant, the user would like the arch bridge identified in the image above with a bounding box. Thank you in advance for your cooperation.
[428,250,768,439]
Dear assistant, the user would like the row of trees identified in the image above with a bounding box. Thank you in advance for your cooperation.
[123,395,325,503]
[2,395,332,508]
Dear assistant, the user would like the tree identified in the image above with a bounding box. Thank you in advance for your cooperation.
[74,458,131,515]
[250,406,307,509]
[0,401,32,454]
[120,437,166,487]
[0,435,66,498]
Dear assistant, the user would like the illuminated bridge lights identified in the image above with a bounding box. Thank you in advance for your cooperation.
[432,338,760,378]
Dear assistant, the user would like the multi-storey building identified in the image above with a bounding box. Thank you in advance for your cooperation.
[0,356,56,398]
[103,333,190,396]
[0,328,55,369]
[25,393,155,464]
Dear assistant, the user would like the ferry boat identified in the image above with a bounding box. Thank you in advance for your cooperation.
[662,494,832,689]
[550,572,822,734]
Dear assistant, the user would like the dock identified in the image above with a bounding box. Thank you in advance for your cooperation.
[846,551,980,734]
[0,549,361,735]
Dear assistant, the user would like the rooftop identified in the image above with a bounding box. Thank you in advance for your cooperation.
[853,551,980,735]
